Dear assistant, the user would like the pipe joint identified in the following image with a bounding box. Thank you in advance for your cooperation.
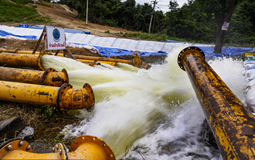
[70,135,115,160]
[0,139,33,159]
[0,135,115,160]
[53,143,68,159]
[57,83,95,113]
[42,68,69,87]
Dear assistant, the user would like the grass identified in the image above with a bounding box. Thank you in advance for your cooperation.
[0,101,81,151]
[11,0,33,5]
[39,1,52,7]
[0,0,51,23]
[123,32,192,43]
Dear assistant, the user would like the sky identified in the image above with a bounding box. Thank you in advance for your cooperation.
[52,0,188,13]
[132,0,188,13]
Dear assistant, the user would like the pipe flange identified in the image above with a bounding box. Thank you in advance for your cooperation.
[61,68,69,84]
[177,46,205,71]
[38,52,48,71]
[70,135,115,160]
[41,68,56,85]
[0,138,33,159]
[53,143,68,160]
[83,83,95,112]
[14,49,21,53]
[57,83,73,113]
[132,50,141,56]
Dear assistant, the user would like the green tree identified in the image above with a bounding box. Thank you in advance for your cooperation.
[195,0,239,53]
[169,0,178,10]
[227,0,255,44]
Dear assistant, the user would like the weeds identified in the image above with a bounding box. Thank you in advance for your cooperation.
[0,0,51,23]
[0,100,80,151]
[39,2,52,7]
[11,0,33,5]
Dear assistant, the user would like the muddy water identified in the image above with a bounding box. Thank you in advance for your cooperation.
[41,46,246,159]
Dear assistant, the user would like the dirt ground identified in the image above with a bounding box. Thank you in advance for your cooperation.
[2,1,134,38]
[0,1,166,62]
[0,1,167,154]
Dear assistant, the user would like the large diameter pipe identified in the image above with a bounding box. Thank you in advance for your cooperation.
[0,53,46,70]
[178,46,255,160]
[0,81,94,113]
[1,50,150,68]
[1,49,131,63]
[0,135,115,160]
[0,67,68,87]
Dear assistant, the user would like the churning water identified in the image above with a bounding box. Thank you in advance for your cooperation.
[41,46,247,159]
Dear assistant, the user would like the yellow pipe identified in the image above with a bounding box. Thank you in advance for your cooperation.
[0,135,115,160]
[0,67,68,87]
[2,49,130,64]
[0,81,94,113]
[0,48,7,53]
[77,59,117,66]
[1,50,150,69]
[73,55,132,64]
[0,52,46,70]
[178,46,255,160]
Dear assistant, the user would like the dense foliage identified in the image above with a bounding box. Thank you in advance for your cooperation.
[57,0,254,46]
[227,0,255,45]
[0,0,254,46]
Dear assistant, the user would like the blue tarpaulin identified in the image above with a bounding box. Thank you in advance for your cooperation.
[195,46,253,59]
[95,46,168,57]
[1,27,253,58]
[69,42,168,57]
[17,24,90,34]
[0,30,37,40]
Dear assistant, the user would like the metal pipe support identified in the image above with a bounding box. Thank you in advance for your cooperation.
[178,46,255,160]
[0,81,94,113]
[0,67,68,87]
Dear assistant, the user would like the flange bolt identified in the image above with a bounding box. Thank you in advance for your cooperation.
[5,145,12,151]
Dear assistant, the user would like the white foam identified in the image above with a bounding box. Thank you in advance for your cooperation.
[41,46,245,159]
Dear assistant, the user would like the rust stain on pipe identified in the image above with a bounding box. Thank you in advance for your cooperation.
[178,46,255,160]
[0,52,46,70]
[0,67,68,87]
[1,50,150,69]
[0,81,94,113]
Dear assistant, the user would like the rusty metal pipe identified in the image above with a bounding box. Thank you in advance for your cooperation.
[0,81,94,113]
[0,49,150,68]
[0,135,115,160]
[77,59,117,66]
[1,49,131,64]
[73,55,132,64]
[0,49,130,63]
[0,53,46,70]
[0,67,68,87]
[178,46,255,160]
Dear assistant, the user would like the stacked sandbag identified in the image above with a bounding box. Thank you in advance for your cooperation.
[242,54,255,113]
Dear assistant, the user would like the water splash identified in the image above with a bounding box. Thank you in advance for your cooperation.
[41,46,246,159]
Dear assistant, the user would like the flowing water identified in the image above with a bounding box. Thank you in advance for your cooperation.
[41,46,247,159]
